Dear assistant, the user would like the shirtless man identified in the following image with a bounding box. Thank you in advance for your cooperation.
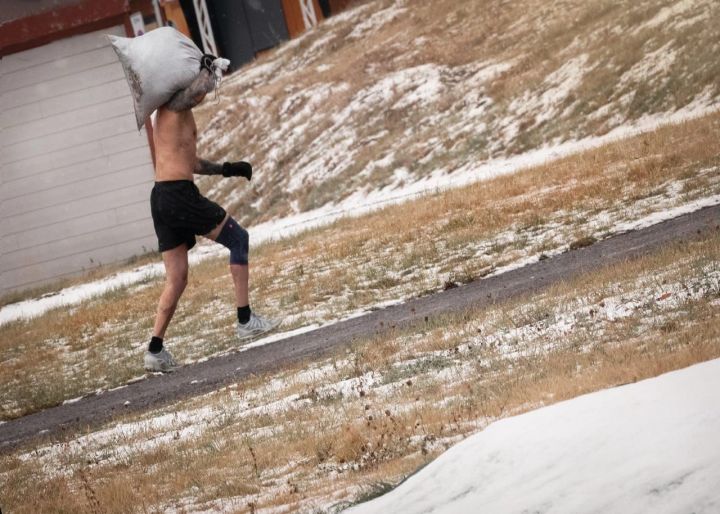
[144,64,278,372]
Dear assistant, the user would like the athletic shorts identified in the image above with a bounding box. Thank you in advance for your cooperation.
[150,180,226,252]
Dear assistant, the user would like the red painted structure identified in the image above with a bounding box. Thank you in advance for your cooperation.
[1,1,137,57]
[0,0,160,161]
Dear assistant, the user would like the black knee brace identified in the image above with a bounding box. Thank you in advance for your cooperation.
[216,217,249,265]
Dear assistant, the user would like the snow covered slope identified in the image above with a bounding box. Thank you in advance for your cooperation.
[345,359,720,513]
[195,0,720,226]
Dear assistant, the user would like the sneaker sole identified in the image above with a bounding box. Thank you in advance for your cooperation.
[237,320,281,341]
[143,358,178,373]
[144,365,177,373]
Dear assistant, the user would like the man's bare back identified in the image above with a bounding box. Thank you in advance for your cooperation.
[153,107,198,182]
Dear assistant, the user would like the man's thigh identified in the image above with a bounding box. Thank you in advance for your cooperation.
[162,243,189,284]
[204,213,230,241]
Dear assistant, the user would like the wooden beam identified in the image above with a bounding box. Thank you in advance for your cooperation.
[0,0,130,57]
[281,0,325,39]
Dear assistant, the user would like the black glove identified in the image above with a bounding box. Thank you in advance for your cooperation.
[222,161,252,181]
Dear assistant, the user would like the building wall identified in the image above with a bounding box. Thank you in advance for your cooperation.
[0,25,157,295]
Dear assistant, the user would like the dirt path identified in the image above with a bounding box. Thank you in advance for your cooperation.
[1,205,718,453]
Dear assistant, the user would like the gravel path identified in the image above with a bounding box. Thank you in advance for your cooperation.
[1,204,718,453]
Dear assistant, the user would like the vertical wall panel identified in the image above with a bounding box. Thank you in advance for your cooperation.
[0,26,157,296]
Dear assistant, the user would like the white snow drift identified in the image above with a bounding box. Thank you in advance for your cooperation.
[346,359,720,514]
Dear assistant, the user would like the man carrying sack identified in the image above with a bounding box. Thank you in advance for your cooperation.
[110,28,279,372]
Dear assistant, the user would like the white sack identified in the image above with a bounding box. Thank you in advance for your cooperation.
[108,27,204,129]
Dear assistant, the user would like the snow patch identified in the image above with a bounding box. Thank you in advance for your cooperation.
[346,359,720,513]
[619,42,677,88]
[639,0,700,31]
[506,53,591,137]
[346,4,407,40]
[2,103,719,326]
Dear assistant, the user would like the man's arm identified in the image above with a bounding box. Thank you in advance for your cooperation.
[194,158,223,175]
[166,69,216,112]
[195,159,253,180]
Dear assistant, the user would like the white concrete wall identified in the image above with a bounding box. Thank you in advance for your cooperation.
[0,25,157,295]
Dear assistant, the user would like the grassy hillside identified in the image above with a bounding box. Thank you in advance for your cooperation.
[2,0,719,421]
[3,225,719,513]
[2,110,718,420]
[2,1,720,511]
[194,0,719,224]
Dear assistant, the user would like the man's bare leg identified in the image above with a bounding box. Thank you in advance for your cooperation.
[230,264,249,307]
[206,214,278,337]
[204,214,229,240]
[152,244,189,338]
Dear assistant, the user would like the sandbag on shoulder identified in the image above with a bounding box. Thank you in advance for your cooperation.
[108,27,204,130]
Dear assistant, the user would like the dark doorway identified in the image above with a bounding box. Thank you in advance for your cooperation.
[243,0,289,53]
[209,0,256,69]
[179,0,289,71]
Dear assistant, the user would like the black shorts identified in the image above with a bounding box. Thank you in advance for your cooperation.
[150,180,227,252]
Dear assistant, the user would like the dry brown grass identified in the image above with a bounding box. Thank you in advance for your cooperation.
[1,108,719,421]
[2,2,720,509]
[193,0,720,223]
[2,229,718,513]
[0,231,720,512]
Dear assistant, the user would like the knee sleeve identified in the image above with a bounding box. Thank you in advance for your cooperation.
[216,217,249,265]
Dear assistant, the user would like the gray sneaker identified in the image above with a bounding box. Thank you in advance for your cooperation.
[237,312,280,341]
[144,348,177,372]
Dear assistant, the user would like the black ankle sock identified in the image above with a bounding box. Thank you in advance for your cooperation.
[237,305,252,324]
[149,336,164,354]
